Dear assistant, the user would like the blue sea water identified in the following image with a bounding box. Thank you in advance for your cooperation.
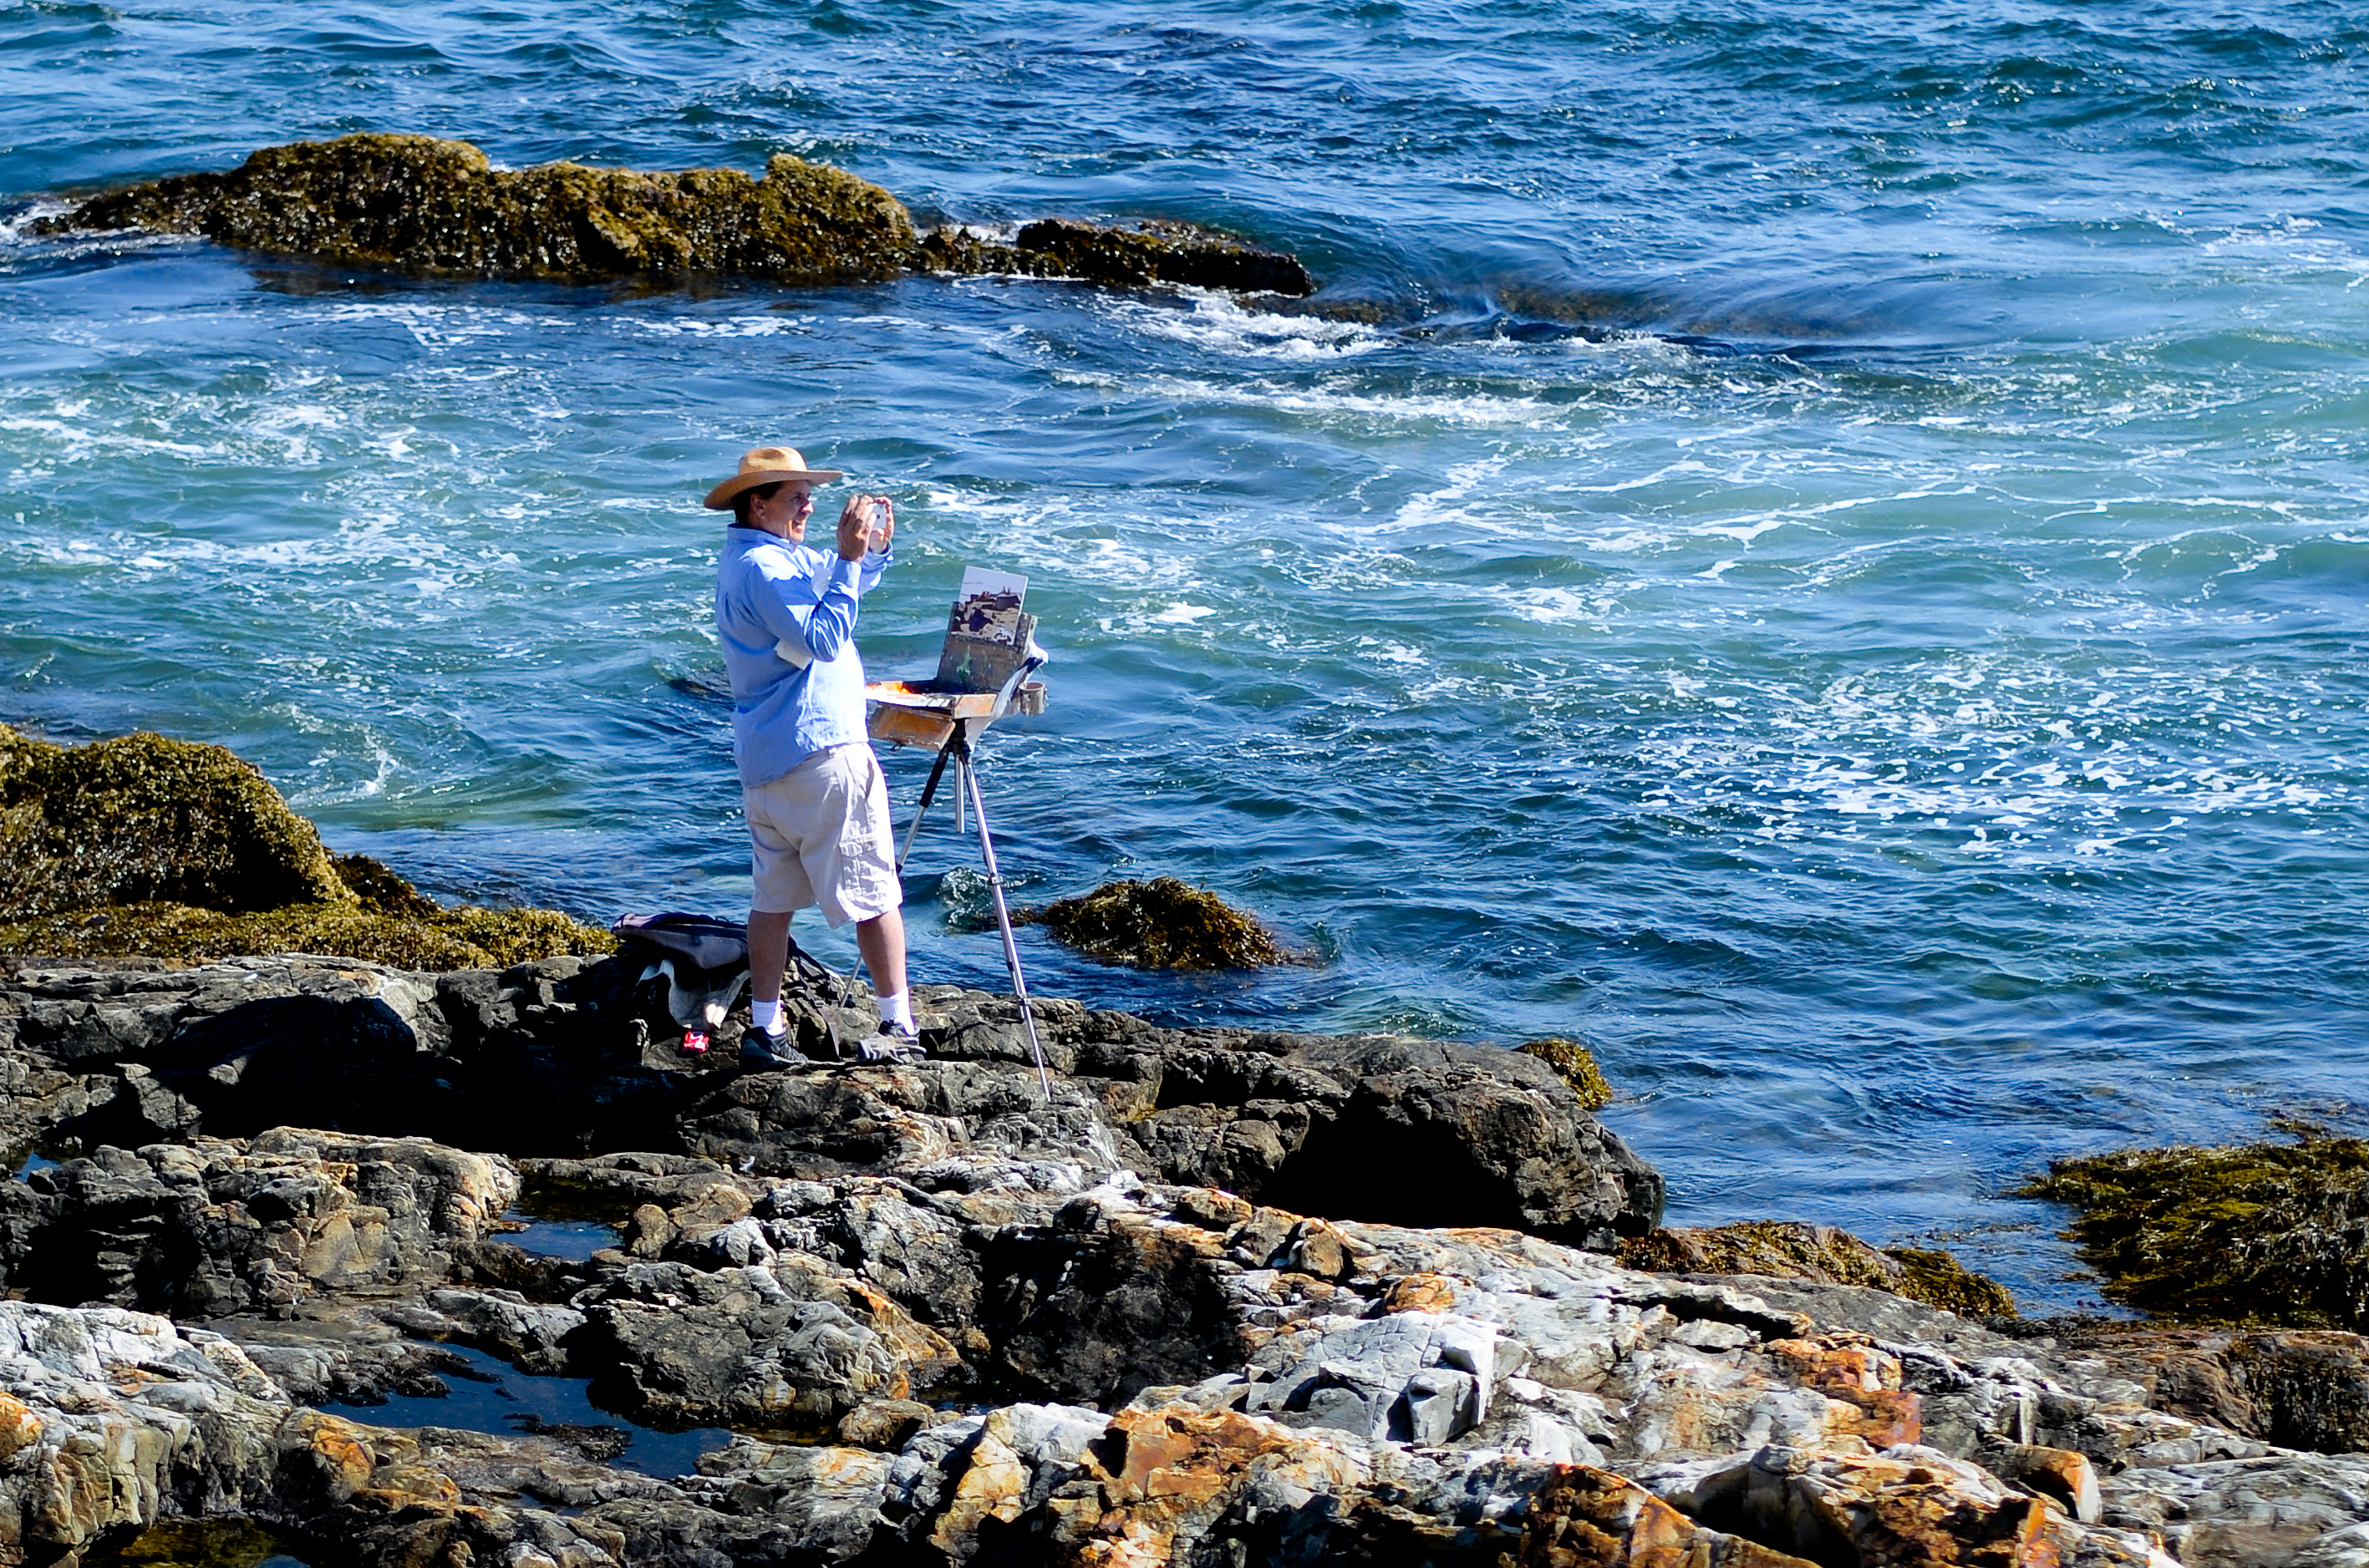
[3,0,2366,1311]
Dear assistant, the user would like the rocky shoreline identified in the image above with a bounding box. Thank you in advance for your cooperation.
[0,952,2357,1567]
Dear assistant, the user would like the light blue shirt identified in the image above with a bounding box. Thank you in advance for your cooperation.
[714,526,892,787]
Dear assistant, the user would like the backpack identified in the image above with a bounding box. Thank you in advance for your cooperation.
[610,911,850,1060]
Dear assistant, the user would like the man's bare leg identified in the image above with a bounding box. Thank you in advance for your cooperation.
[748,908,794,1004]
[854,906,908,1001]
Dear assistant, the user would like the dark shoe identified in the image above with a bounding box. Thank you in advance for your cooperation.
[740,1022,799,1069]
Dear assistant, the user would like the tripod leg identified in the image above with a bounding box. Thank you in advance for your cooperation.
[961,755,1053,1101]
[897,735,957,875]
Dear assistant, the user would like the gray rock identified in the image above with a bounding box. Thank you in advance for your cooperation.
[3,961,1665,1258]
[1247,1311,1510,1446]
[2102,1451,2369,1568]
[570,1256,958,1429]
[12,1129,516,1317]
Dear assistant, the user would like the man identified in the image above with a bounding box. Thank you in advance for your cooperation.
[707,444,918,1059]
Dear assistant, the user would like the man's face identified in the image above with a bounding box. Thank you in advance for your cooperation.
[754,480,817,538]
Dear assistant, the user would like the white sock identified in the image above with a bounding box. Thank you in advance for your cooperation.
[750,998,782,1033]
[877,990,914,1032]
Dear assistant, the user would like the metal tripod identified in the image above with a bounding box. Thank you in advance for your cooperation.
[897,721,1053,1100]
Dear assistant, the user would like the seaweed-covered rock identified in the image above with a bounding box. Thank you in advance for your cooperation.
[1617,1220,2016,1317]
[1517,1038,1613,1110]
[916,217,1315,295]
[1887,1246,2019,1318]
[331,852,440,918]
[40,134,1320,297]
[42,133,917,285]
[0,897,614,968]
[0,725,350,917]
[2014,1131,2369,1327]
[0,726,613,967]
[1019,875,1299,970]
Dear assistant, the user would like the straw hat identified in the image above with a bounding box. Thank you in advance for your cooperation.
[703,445,845,510]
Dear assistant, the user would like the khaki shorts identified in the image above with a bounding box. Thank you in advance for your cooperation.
[744,743,902,926]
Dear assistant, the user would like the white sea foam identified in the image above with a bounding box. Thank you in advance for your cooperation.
[1498,586,1617,626]
[629,315,804,339]
[1623,647,2351,868]
[1060,368,1553,430]
[313,300,546,349]
[1101,291,1385,361]
[0,200,191,262]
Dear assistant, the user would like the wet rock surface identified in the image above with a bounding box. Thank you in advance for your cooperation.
[38,133,1318,297]
[0,957,2356,1565]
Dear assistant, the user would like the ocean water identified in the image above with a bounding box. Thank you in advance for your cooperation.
[4,0,2366,1311]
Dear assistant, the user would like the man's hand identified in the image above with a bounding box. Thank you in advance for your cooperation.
[836,494,896,560]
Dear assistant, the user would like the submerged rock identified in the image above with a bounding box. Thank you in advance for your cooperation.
[0,725,613,967]
[39,133,1319,297]
[1618,1220,2016,1318]
[2015,1130,2369,1328]
[1019,875,1302,970]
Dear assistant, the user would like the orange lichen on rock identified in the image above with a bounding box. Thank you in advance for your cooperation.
[1380,1271,1464,1315]
[1516,1464,1820,1568]
[1766,1334,1924,1449]
[1075,1404,1367,1563]
[0,1393,42,1463]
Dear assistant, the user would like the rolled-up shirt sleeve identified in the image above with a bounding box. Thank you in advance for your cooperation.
[751,552,864,662]
[859,543,893,594]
